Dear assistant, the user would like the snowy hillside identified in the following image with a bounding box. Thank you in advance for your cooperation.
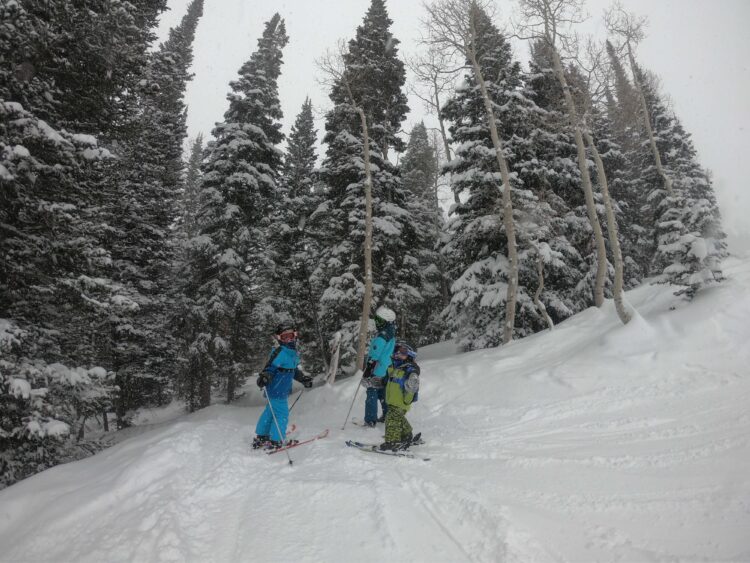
[1,256,749,563]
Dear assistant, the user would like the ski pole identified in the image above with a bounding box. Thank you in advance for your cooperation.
[341,369,363,430]
[288,389,304,414]
[263,389,294,466]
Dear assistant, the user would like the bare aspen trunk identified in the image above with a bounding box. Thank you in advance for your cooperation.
[433,76,460,206]
[550,47,607,307]
[626,45,674,196]
[583,128,632,324]
[467,14,518,344]
[355,106,375,369]
[433,141,451,305]
[534,251,554,330]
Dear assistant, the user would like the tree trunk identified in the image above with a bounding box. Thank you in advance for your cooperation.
[433,76,460,206]
[467,16,518,345]
[226,370,235,403]
[627,44,674,196]
[534,251,554,330]
[199,357,211,408]
[433,148,451,306]
[583,128,632,324]
[77,416,86,442]
[305,275,330,372]
[355,106,375,369]
[550,46,607,307]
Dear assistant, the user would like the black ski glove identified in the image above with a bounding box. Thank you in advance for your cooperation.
[294,368,313,389]
[257,371,273,388]
[362,360,376,379]
[294,369,314,388]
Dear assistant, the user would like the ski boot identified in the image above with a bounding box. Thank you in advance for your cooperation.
[378,441,399,451]
[265,438,300,451]
[408,432,423,446]
[265,440,283,450]
[252,435,271,450]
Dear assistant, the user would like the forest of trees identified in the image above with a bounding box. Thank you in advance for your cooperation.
[0,0,726,488]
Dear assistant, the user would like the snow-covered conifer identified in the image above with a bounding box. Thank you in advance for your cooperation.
[439,14,557,350]
[261,97,330,372]
[182,14,289,405]
[400,122,445,345]
[312,0,421,369]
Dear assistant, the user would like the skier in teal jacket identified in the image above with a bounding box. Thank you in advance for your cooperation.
[361,306,396,426]
[252,325,312,449]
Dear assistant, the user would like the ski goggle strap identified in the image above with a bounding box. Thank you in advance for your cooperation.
[276,330,298,343]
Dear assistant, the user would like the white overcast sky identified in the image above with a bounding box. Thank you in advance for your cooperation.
[156,0,750,249]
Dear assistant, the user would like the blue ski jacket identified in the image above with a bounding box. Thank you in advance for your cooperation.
[264,344,301,399]
[366,324,396,379]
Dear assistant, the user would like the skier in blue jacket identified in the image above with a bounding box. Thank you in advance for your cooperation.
[252,325,313,449]
[361,306,397,427]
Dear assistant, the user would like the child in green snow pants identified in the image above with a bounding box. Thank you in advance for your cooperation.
[384,406,412,443]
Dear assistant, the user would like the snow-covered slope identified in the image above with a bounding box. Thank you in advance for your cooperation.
[2,257,749,563]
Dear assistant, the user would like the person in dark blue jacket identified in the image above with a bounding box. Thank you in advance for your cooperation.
[252,325,312,449]
[361,306,397,427]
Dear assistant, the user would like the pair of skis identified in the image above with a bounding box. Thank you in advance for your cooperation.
[265,428,329,455]
[345,435,430,461]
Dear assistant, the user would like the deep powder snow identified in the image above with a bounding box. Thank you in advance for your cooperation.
[1,257,749,562]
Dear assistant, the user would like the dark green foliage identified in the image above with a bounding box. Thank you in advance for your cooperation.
[329,0,409,158]
[181,14,289,406]
[400,123,446,345]
[311,0,423,369]
[270,98,329,373]
[440,12,580,349]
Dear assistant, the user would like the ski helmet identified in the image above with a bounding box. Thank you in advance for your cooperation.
[373,306,396,329]
[393,340,417,361]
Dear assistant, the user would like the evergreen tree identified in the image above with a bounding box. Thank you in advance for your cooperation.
[269,98,329,372]
[337,0,409,159]
[99,0,204,420]
[524,41,592,317]
[611,64,726,298]
[0,0,163,484]
[311,0,421,368]
[605,40,640,152]
[636,70,726,296]
[181,134,205,239]
[183,14,289,406]
[400,122,445,345]
[440,16,572,350]
[604,44,651,283]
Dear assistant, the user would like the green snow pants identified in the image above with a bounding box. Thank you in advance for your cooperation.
[384,405,412,443]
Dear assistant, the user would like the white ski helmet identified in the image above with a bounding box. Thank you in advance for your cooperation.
[374,306,396,323]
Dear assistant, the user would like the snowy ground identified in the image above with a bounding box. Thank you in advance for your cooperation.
[1,257,750,563]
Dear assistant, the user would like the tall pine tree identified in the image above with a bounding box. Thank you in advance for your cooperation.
[400,122,445,345]
[181,14,289,406]
[312,0,422,368]
[269,98,329,372]
[440,14,566,350]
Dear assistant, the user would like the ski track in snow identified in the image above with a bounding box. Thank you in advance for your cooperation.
[1,256,750,562]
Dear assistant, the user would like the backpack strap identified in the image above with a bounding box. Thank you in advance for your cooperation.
[262,345,283,372]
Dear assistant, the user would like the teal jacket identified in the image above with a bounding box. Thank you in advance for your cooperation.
[366,324,396,378]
